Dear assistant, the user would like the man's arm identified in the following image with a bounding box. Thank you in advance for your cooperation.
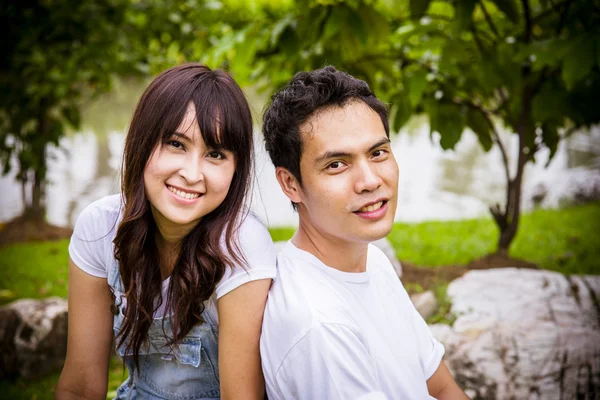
[427,361,470,400]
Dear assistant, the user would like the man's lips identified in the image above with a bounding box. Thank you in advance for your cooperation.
[353,199,388,213]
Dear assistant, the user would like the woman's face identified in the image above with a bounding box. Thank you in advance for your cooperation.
[143,103,236,237]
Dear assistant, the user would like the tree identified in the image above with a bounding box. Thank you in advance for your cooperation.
[209,0,600,253]
[0,0,130,222]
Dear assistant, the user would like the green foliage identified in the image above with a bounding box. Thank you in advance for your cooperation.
[204,0,600,251]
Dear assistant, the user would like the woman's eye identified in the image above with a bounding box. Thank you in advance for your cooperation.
[208,151,226,160]
[167,140,184,150]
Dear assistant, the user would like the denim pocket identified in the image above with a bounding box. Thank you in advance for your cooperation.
[137,335,220,399]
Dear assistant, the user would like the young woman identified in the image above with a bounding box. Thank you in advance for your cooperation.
[56,63,277,400]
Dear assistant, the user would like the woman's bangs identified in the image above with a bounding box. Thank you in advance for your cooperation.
[193,80,250,154]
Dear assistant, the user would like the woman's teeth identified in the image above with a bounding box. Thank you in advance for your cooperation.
[168,185,200,200]
[359,201,383,213]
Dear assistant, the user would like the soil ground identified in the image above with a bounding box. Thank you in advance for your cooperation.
[0,217,73,246]
[0,218,539,292]
[401,252,538,294]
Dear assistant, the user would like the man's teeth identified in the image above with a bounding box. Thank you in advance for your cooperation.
[168,185,200,199]
[359,201,383,213]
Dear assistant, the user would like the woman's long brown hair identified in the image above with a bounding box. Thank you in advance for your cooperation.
[113,63,253,368]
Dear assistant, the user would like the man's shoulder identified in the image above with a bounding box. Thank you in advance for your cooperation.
[264,249,354,325]
[261,247,359,363]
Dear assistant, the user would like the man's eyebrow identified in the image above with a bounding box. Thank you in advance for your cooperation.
[367,138,391,153]
[314,150,352,165]
[314,137,391,165]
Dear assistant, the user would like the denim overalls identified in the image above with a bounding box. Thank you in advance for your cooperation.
[107,257,221,399]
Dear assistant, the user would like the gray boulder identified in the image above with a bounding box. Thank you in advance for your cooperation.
[430,268,600,400]
[410,290,438,320]
[0,297,68,380]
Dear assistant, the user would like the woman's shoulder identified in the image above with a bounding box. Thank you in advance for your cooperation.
[237,211,269,238]
[73,194,123,241]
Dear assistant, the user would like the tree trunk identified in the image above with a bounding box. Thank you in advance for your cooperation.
[27,161,46,222]
[493,78,534,253]
[22,114,48,223]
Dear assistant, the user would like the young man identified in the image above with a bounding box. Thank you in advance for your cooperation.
[260,66,469,400]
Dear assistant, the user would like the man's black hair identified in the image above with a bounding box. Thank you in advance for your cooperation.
[262,66,389,193]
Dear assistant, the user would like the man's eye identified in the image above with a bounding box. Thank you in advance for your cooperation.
[328,161,342,169]
[208,151,226,160]
[167,140,184,149]
[373,149,388,158]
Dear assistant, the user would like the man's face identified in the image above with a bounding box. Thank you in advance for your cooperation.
[294,101,399,245]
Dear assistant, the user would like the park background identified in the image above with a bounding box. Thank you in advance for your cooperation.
[1,0,599,398]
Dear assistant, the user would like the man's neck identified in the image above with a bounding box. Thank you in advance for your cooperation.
[291,221,368,273]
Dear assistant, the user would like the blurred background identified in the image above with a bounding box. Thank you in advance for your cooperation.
[1,0,599,398]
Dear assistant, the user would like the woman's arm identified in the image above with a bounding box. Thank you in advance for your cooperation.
[55,258,114,400]
[217,278,272,400]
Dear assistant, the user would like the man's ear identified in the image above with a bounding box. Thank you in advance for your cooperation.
[275,167,303,204]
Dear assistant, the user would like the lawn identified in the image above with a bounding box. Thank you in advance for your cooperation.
[1,202,598,399]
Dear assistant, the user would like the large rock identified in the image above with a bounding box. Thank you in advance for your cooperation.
[410,290,438,320]
[0,297,68,380]
[430,268,600,400]
[373,238,402,278]
[273,238,402,278]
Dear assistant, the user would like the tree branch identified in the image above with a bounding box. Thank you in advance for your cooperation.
[521,0,532,43]
[478,0,500,38]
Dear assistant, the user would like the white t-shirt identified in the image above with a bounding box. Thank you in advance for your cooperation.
[260,242,444,400]
[69,194,277,321]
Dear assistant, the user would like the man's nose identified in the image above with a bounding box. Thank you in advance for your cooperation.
[354,162,382,193]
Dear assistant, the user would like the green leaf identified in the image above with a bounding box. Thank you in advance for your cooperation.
[270,15,293,47]
[410,0,432,19]
[466,108,492,151]
[429,102,465,150]
[323,7,346,40]
[532,80,569,123]
[455,0,476,31]
[62,106,81,129]
[406,69,428,106]
[562,38,595,90]
[347,9,368,46]
[392,92,412,131]
[491,0,520,24]
[541,122,559,167]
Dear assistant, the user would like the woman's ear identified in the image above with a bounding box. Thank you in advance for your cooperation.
[275,167,303,205]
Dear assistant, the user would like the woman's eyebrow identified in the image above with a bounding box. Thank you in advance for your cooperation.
[170,131,192,142]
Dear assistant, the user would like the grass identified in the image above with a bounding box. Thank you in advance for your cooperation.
[0,240,69,305]
[0,355,127,400]
[1,202,598,398]
[387,202,600,275]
